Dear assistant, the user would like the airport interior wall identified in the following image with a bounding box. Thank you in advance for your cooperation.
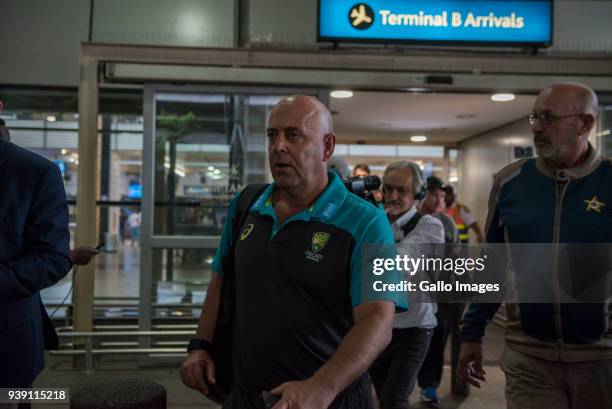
[458,118,533,230]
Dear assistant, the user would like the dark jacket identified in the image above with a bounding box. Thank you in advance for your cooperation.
[461,144,612,362]
[0,139,72,386]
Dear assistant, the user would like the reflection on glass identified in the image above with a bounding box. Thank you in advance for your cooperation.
[152,93,277,237]
[151,247,217,319]
[598,107,611,156]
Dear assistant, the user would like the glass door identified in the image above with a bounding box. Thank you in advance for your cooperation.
[140,85,326,347]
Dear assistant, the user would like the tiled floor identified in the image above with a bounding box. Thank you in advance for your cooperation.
[33,324,508,409]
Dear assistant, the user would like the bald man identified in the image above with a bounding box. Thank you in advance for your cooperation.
[458,83,612,408]
[181,96,406,409]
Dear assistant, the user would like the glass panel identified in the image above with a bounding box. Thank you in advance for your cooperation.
[149,248,217,319]
[152,93,279,236]
[1,90,147,325]
[598,106,611,157]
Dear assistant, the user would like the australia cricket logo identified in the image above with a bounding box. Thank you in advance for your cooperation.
[306,232,330,262]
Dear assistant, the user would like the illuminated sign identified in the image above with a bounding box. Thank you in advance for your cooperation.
[318,0,553,46]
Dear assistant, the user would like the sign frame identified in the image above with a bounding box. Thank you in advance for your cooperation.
[317,0,554,47]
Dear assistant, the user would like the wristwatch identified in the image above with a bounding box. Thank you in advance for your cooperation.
[187,338,214,353]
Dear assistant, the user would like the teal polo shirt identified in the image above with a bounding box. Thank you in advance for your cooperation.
[212,171,407,395]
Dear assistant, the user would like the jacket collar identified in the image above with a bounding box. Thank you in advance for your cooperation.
[535,142,601,180]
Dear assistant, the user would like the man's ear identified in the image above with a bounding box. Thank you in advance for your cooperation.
[323,132,336,161]
[580,114,596,136]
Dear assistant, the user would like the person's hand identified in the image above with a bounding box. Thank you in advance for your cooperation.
[456,342,487,387]
[70,247,100,266]
[271,378,335,409]
[180,350,216,395]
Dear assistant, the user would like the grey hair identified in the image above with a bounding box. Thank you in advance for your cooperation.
[382,160,425,195]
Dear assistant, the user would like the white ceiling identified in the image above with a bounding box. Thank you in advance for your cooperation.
[330,91,535,145]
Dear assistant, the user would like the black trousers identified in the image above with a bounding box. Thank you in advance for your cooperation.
[418,303,466,393]
[369,327,433,409]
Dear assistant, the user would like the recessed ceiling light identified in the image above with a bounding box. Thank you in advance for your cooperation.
[46,115,57,122]
[330,90,354,99]
[410,135,427,142]
[456,114,476,119]
[491,93,515,102]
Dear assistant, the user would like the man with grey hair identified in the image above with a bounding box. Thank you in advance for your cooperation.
[369,160,445,409]
[458,83,612,408]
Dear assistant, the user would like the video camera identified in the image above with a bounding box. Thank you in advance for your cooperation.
[343,175,381,206]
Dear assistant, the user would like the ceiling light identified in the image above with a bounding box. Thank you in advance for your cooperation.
[46,115,57,122]
[456,114,476,119]
[330,90,354,99]
[213,169,221,175]
[491,93,515,102]
[60,149,68,155]
[410,135,428,142]
[207,166,214,171]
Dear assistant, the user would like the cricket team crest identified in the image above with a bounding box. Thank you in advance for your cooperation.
[306,232,330,262]
[312,232,331,253]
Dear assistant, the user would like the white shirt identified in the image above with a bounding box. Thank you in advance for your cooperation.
[458,206,477,228]
[390,206,445,329]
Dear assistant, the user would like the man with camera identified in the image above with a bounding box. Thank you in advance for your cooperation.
[181,95,406,409]
[369,161,445,409]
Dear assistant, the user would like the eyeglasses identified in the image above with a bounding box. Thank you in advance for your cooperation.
[528,112,585,127]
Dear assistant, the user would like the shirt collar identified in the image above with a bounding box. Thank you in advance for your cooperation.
[250,171,348,222]
[389,205,417,229]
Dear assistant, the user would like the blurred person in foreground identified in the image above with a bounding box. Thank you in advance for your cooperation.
[0,118,99,267]
[0,123,72,406]
[458,83,612,409]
